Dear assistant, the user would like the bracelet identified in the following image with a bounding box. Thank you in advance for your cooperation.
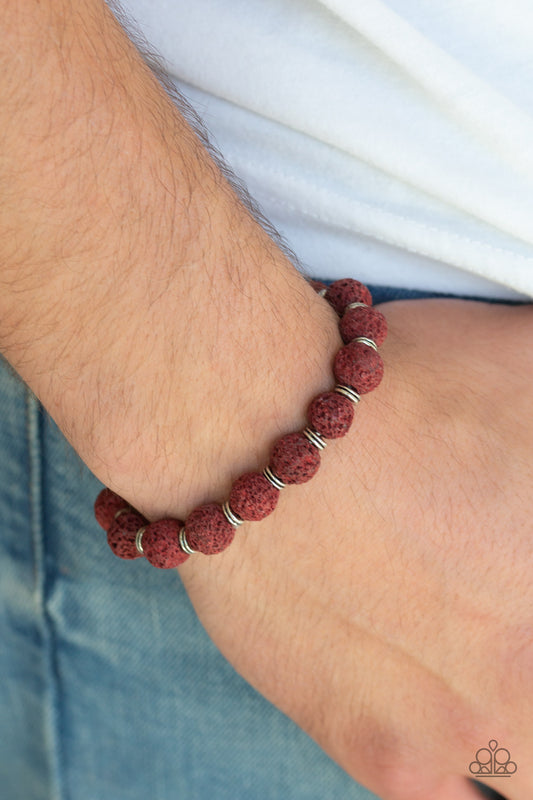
[94,278,387,568]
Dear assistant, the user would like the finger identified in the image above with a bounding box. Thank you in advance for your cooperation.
[429,776,498,800]
[472,775,530,800]
[469,779,508,798]
[378,773,496,800]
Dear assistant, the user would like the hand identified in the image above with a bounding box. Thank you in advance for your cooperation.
[178,299,533,800]
[2,7,530,797]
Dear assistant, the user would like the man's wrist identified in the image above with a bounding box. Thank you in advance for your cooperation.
[0,0,342,519]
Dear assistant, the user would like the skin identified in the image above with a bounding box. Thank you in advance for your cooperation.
[1,2,531,798]
[181,299,533,800]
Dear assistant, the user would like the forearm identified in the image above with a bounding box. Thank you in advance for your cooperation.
[1,0,199,355]
[0,0,340,516]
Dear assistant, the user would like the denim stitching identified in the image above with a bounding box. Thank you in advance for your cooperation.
[26,391,64,800]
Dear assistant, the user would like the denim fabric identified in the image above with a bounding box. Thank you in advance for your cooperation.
[0,286,498,800]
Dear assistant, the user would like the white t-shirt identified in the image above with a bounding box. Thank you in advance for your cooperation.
[118,0,533,300]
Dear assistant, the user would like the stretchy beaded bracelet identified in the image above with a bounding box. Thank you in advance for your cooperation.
[94,278,387,568]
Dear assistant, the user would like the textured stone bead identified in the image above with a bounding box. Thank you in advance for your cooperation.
[229,472,280,521]
[94,488,129,531]
[325,279,372,316]
[185,503,236,555]
[269,432,321,484]
[142,518,190,568]
[340,305,388,346]
[107,511,145,560]
[334,341,384,394]
[308,392,355,438]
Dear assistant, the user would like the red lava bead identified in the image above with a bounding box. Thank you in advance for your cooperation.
[229,472,280,521]
[107,511,145,560]
[334,341,384,394]
[269,432,321,484]
[94,488,129,530]
[325,279,372,316]
[307,392,355,438]
[185,503,236,555]
[142,518,190,568]
[340,305,388,347]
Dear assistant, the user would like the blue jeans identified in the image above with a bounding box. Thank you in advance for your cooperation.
[0,287,500,800]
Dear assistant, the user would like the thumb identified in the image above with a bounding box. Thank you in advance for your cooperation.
[420,776,504,800]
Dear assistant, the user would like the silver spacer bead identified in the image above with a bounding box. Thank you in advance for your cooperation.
[222,501,244,528]
[302,426,327,451]
[263,466,286,491]
[114,507,130,521]
[135,526,146,556]
[317,287,327,297]
[179,526,197,556]
[354,336,378,351]
[334,384,361,404]
[345,301,368,312]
